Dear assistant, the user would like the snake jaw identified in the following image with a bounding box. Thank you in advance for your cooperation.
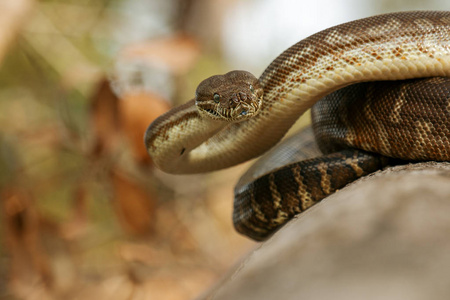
[196,94,262,122]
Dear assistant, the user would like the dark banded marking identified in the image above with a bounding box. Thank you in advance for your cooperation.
[234,149,391,240]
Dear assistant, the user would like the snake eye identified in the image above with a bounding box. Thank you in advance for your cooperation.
[213,93,220,103]
[249,84,254,93]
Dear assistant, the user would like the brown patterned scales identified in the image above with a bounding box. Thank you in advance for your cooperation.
[235,78,450,240]
[145,11,450,240]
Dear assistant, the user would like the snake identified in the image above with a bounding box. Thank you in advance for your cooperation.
[145,11,450,241]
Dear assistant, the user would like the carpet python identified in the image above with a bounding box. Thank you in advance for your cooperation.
[145,11,450,240]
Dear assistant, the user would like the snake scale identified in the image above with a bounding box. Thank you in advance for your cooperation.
[145,11,450,241]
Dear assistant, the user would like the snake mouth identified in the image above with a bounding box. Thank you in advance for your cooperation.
[229,100,261,120]
[197,97,262,122]
[204,108,220,117]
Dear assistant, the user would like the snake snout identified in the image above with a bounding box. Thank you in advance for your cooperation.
[228,92,250,107]
[230,101,260,120]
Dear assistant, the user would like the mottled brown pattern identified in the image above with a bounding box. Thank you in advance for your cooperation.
[258,10,450,111]
[235,77,450,240]
[234,150,391,240]
[311,77,450,160]
[233,13,450,240]
[144,12,450,240]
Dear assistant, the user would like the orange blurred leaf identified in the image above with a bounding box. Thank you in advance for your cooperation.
[110,170,156,236]
[119,91,171,165]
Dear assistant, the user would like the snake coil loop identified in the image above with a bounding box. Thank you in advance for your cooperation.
[145,11,450,240]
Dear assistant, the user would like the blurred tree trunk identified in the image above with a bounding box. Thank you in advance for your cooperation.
[202,162,450,300]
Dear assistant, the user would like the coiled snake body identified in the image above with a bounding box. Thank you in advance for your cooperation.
[145,11,450,240]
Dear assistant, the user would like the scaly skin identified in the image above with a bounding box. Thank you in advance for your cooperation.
[145,11,450,174]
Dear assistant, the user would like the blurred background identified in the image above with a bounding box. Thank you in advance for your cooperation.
[1,0,450,299]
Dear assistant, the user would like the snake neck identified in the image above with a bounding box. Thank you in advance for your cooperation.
[147,11,450,174]
[145,99,225,173]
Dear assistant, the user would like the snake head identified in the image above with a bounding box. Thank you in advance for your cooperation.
[195,70,263,122]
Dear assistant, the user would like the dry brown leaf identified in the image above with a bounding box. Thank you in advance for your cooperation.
[2,187,53,289]
[59,181,89,240]
[110,169,156,236]
[89,79,121,157]
[119,91,171,166]
[119,34,201,75]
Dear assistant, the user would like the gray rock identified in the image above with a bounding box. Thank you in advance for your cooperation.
[202,162,450,300]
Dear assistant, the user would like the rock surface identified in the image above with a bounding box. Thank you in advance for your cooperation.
[201,162,450,300]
